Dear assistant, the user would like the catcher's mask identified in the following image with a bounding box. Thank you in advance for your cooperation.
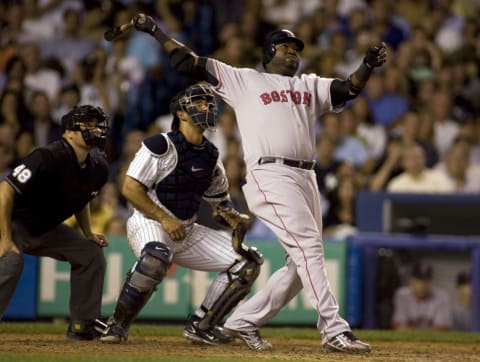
[170,83,218,131]
[61,105,110,150]
[262,29,304,67]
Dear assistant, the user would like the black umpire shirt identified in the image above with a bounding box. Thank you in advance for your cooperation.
[5,138,109,236]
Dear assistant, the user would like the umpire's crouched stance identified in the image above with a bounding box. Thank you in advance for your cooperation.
[0,105,110,340]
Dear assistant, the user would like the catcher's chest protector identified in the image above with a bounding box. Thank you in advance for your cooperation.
[155,131,218,220]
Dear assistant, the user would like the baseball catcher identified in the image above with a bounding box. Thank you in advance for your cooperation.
[99,83,263,344]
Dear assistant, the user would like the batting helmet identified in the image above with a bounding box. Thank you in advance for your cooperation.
[262,29,304,66]
[61,105,110,150]
[170,83,218,130]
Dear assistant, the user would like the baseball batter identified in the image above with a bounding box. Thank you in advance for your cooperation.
[131,14,386,353]
[100,83,263,345]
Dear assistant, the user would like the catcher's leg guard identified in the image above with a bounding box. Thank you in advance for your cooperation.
[109,242,172,332]
[198,249,263,330]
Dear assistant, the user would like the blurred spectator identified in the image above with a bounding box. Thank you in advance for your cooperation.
[369,0,408,51]
[369,136,403,191]
[65,194,115,235]
[314,135,341,193]
[0,55,27,95]
[364,71,409,128]
[452,269,472,331]
[321,112,369,169]
[52,83,81,124]
[323,177,358,239]
[430,90,459,158]
[351,96,386,161]
[21,42,61,102]
[0,89,24,134]
[109,128,145,183]
[100,181,131,221]
[435,139,480,193]
[392,261,452,331]
[456,120,480,165]
[21,90,61,148]
[42,7,95,77]
[387,143,453,193]
[390,111,439,167]
[75,47,118,116]
[104,215,127,237]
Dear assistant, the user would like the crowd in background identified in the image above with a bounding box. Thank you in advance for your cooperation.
[1,0,480,241]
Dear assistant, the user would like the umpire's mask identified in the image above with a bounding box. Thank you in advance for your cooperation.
[61,105,110,150]
[170,83,218,130]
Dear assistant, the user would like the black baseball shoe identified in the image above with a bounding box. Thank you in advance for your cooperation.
[183,315,234,345]
[99,320,128,344]
[323,331,371,353]
[66,320,101,341]
[224,327,272,351]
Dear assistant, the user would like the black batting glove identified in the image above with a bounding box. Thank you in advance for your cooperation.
[364,42,387,68]
[133,13,158,35]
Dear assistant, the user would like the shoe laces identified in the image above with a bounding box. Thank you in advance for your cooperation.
[342,331,358,341]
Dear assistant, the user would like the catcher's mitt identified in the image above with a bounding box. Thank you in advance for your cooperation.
[213,205,250,230]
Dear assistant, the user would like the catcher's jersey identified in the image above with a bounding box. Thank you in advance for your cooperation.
[205,59,340,168]
[126,131,229,221]
[5,139,108,235]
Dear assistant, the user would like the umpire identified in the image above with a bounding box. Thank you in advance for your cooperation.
[0,105,110,340]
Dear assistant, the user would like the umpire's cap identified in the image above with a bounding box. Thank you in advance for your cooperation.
[262,29,304,66]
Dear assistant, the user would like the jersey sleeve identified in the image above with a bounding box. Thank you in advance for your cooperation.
[203,159,229,202]
[5,149,50,195]
[304,74,344,115]
[204,58,248,107]
[126,138,176,189]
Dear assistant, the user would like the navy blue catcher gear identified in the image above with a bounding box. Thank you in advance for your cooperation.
[61,105,110,150]
[262,29,304,66]
[170,83,218,130]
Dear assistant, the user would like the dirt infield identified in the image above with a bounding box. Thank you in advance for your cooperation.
[1,333,479,362]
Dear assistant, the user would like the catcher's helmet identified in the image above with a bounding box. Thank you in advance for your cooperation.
[61,105,110,150]
[262,29,304,66]
[170,83,218,130]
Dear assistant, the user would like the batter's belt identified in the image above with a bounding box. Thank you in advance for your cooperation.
[258,156,315,170]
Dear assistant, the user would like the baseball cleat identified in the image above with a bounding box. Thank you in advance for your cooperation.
[225,328,273,351]
[66,320,101,341]
[323,331,371,353]
[183,315,234,345]
[99,323,128,344]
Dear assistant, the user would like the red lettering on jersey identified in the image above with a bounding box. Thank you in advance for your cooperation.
[259,90,312,107]
[271,91,280,102]
[292,91,301,104]
[260,93,272,105]
[303,92,311,106]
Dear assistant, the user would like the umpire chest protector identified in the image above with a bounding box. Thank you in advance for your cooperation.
[8,139,108,235]
[152,131,218,220]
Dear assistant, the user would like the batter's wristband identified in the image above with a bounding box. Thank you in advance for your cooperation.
[353,61,373,86]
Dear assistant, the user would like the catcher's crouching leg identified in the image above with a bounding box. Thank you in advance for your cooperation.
[100,242,172,343]
[198,246,263,330]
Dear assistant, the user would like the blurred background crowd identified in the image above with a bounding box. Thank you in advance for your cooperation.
[0,0,480,241]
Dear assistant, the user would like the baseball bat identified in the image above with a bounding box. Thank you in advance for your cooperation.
[104,14,147,42]
[104,22,133,41]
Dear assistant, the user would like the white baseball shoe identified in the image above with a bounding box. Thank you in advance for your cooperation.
[323,331,371,353]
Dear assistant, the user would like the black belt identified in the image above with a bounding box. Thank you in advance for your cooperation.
[258,156,315,170]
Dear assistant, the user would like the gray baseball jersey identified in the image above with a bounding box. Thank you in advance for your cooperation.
[204,59,350,343]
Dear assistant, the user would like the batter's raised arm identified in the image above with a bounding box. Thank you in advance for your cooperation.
[133,13,212,82]
[330,42,387,107]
